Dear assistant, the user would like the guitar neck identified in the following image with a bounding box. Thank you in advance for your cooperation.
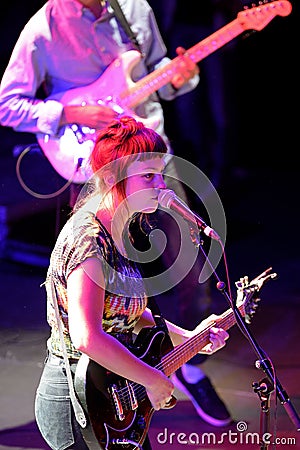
[122,18,243,108]
[160,302,245,377]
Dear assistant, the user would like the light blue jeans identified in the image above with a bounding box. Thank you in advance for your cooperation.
[34,356,89,450]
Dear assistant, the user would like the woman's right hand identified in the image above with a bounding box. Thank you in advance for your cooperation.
[61,104,118,129]
[145,369,174,411]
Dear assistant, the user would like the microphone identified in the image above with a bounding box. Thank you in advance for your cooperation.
[158,189,220,241]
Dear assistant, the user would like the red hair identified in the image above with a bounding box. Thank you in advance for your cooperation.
[90,116,167,200]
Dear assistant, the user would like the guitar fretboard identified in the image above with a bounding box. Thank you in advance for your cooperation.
[120,0,292,109]
[160,302,245,377]
[121,19,244,109]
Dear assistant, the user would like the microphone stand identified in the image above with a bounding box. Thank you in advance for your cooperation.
[189,222,300,447]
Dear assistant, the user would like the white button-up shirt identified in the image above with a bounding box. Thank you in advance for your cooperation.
[0,0,199,149]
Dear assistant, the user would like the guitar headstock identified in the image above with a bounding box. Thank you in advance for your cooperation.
[236,267,277,324]
[238,1,292,31]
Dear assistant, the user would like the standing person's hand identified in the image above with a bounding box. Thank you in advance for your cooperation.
[60,104,118,129]
[171,46,200,90]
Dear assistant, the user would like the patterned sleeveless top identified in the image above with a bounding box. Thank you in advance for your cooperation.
[45,210,148,358]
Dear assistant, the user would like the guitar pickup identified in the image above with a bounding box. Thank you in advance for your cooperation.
[104,96,125,115]
[70,124,96,144]
[126,380,138,411]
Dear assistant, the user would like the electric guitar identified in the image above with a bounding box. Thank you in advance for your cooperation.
[36,1,292,183]
[74,268,276,450]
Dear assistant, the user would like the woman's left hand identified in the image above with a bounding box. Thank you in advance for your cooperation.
[171,46,200,90]
[202,326,229,355]
[190,315,229,355]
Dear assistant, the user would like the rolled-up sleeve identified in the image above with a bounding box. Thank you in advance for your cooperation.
[0,6,63,135]
[36,100,64,135]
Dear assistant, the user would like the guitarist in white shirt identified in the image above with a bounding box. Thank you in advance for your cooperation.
[0,0,199,184]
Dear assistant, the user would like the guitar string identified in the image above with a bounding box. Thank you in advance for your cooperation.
[116,324,215,405]
[119,319,231,404]
[117,302,252,405]
[114,285,264,408]
[116,283,264,405]
[115,330,205,406]
[123,3,275,108]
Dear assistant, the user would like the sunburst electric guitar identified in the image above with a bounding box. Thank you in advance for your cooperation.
[36,1,292,183]
[74,268,276,450]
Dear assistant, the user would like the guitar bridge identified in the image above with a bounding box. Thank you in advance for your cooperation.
[110,379,138,422]
[110,384,125,421]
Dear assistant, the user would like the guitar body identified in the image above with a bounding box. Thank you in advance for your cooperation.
[74,326,174,450]
[36,50,159,183]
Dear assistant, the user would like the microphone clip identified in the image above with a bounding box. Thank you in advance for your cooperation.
[189,224,203,248]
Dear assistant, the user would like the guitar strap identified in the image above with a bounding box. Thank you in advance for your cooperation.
[50,278,87,429]
[108,0,143,54]
[147,296,170,335]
